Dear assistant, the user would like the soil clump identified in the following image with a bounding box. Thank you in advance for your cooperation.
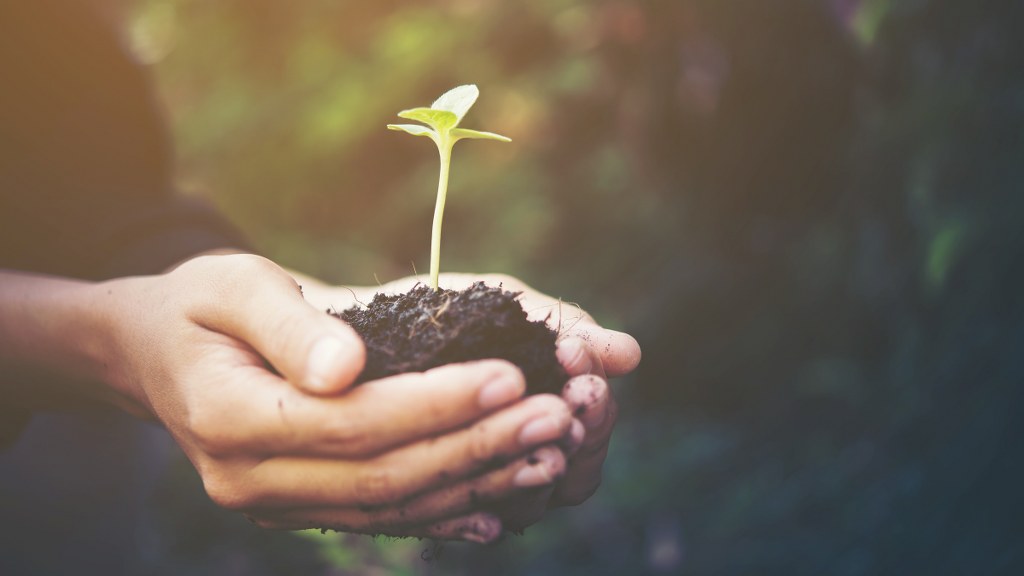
[334,282,565,395]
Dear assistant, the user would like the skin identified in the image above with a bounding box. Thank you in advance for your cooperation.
[299,272,639,530]
[0,255,640,542]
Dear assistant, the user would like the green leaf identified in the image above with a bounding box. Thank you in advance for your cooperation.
[397,107,458,132]
[387,124,436,138]
[451,128,511,142]
[431,84,479,123]
[385,84,512,292]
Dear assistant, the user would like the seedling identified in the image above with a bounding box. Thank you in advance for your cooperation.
[388,84,510,291]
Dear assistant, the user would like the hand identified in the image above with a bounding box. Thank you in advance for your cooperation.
[302,272,641,531]
[95,255,575,542]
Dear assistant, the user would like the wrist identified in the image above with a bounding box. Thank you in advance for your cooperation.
[0,270,147,414]
[84,275,157,416]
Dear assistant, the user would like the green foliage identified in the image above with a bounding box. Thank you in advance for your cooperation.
[387,84,510,290]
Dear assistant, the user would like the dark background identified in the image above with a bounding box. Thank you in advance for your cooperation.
[32,0,1024,573]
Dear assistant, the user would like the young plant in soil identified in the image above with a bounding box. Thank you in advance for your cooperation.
[333,85,566,395]
[386,84,510,292]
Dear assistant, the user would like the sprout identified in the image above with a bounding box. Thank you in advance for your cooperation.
[388,85,511,291]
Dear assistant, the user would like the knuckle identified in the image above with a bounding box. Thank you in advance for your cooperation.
[168,254,206,277]
[355,468,399,506]
[417,395,449,426]
[203,470,254,511]
[226,253,280,277]
[321,416,370,454]
[468,423,498,463]
[188,407,236,456]
[563,344,593,376]
[224,255,293,298]
[262,311,305,352]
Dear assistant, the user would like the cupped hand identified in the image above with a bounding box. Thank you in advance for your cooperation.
[97,255,575,542]
[322,273,641,375]
[304,272,641,531]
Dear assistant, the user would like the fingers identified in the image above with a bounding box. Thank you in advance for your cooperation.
[420,513,504,543]
[252,446,566,538]
[482,275,639,378]
[189,254,366,395]
[195,360,526,458]
[562,374,611,430]
[332,361,526,455]
[515,288,638,378]
[378,272,641,377]
[490,484,557,533]
[551,441,608,507]
[563,418,586,458]
[556,337,606,379]
[558,328,640,378]
[374,446,565,524]
[550,374,618,508]
[232,394,572,508]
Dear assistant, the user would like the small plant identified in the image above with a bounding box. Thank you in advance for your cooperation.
[387,84,510,291]
[339,85,563,396]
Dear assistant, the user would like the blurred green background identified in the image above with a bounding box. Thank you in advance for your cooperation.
[124,0,1024,573]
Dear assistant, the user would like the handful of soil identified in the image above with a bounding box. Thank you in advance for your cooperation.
[333,282,566,395]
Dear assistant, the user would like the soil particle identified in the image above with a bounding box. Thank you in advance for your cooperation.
[335,282,566,396]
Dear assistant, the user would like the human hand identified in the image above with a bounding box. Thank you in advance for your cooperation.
[96,255,575,542]
[304,272,641,530]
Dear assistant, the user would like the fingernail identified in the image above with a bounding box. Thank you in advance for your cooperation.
[575,376,608,429]
[513,459,555,487]
[556,338,592,375]
[564,419,586,457]
[478,374,525,410]
[519,416,562,447]
[306,335,347,391]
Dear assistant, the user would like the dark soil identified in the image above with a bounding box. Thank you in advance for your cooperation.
[333,282,566,395]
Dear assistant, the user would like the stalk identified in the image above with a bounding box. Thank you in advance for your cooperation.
[430,139,453,291]
[386,85,509,291]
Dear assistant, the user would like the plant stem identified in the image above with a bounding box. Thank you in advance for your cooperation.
[430,138,453,291]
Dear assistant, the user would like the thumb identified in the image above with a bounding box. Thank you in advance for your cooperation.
[285,315,366,395]
[201,257,366,394]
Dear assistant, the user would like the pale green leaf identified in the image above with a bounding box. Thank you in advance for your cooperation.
[450,128,511,142]
[387,123,436,138]
[431,84,479,123]
[397,107,458,132]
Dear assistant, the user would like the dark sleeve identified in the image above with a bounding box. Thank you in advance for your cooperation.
[0,0,252,446]
[0,0,252,281]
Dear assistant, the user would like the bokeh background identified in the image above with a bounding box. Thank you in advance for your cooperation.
[117,0,1024,573]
